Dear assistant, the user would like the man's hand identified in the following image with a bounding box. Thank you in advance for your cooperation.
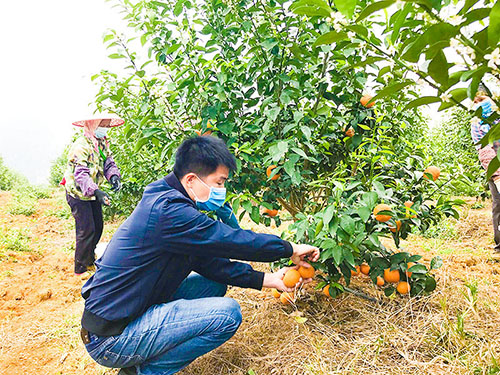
[263,267,301,292]
[110,175,122,192]
[94,189,111,206]
[290,243,320,267]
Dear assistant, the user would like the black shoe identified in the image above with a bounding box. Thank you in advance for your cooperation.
[118,367,137,375]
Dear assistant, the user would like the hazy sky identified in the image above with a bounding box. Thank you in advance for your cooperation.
[0,0,126,184]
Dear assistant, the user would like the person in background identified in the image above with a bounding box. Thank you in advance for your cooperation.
[471,87,500,255]
[79,136,320,375]
[61,116,124,275]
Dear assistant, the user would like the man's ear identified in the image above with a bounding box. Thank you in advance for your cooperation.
[184,173,196,187]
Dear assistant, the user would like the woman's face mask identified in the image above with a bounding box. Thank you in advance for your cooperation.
[190,175,226,211]
[94,127,109,139]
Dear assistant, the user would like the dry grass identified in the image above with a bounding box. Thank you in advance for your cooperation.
[1,192,500,375]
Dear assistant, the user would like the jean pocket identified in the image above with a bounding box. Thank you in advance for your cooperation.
[97,348,143,368]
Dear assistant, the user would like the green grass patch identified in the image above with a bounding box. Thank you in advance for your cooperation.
[0,227,32,255]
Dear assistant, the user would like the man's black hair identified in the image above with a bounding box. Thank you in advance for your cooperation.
[173,136,237,178]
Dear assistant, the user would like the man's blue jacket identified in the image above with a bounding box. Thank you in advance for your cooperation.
[81,172,293,336]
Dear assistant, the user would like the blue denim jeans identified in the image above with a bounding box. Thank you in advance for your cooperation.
[84,273,242,374]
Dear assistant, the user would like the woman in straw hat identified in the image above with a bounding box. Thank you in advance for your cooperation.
[62,116,124,274]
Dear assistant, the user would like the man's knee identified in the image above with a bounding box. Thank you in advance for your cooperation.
[218,298,242,333]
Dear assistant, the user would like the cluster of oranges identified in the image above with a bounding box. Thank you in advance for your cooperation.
[349,263,412,295]
[271,264,315,304]
[372,166,440,233]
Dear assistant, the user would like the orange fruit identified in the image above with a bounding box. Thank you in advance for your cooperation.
[323,285,331,297]
[360,95,375,108]
[283,269,301,288]
[266,165,280,181]
[280,291,294,304]
[423,166,440,181]
[406,262,415,277]
[196,122,212,136]
[373,204,392,222]
[298,264,315,279]
[360,264,370,275]
[404,201,416,218]
[345,127,355,137]
[396,281,410,295]
[383,268,400,283]
[388,220,402,233]
[263,208,278,217]
[376,276,385,286]
[271,289,281,298]
[351,265,360,276]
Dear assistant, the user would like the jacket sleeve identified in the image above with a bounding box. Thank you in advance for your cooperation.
[104,156,121,182]
[68,140,99,197]
[159,198,293,262]
[74,165,99,197]
[478,145,500,180]
[192,257,265,290]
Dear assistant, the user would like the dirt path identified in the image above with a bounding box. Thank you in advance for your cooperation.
[0,192,499,375]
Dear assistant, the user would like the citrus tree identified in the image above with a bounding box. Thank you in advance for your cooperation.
[91,0,468,298]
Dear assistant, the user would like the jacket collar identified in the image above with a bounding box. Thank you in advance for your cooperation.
[164,172,191,200]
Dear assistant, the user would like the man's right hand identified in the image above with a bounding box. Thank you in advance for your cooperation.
[290,243,320,267]
[94,189,111,206]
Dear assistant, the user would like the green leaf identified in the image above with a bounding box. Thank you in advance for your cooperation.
[323,205,336,227]
[371,81,414,102]
[407,264,427,274]
[486,152,500,180]
[428,51,449,86]
[108,53,125,59]
[357,206,371,222]
[261,38,279,50]
[313,32,348,47]
[340,216,356,235]
[438,88,467,111]
[332,244,343,265]
[356,0,395,22]
[489,1,500,47]
[361,191,378,208]
[391,3,412,44]
[333,0,357,19]
[424,277,437,292]
[404,96,440,110]
[290,0,332,17]
[430,256,443,270]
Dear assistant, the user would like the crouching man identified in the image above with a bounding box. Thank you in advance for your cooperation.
[80,136,319,375]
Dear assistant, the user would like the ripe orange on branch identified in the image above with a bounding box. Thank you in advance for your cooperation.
[351,265,360,276]
[323,285,331,297]
[373,204,392,222]
[195,121,213,136]
[345,127,355,137]
[406,262,415,277]
[397,281,410,295]
[263,208,278,217]
[404,201,416,218]
[283,269,301,288]
[360,94,375,108]
[423,166,440,181]
[384,268,400,283]
[388,220,402,233]
[376,276,385,286]
[266,165,280,181]
[360,264,370,275]
[298,264,315,279]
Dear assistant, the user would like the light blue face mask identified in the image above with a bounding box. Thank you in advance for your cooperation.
[94,127,109,139]
[191,175,226,211]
